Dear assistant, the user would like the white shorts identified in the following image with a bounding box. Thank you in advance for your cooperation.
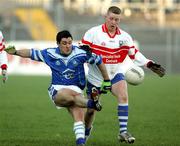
[48,85,83,109]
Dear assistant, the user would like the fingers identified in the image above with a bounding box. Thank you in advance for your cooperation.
[5,46,16,54]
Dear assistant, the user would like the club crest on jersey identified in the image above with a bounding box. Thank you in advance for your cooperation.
[72,60,78,67]
[101,42,106,46]
[55,60,61,66]
[119,40,128,47]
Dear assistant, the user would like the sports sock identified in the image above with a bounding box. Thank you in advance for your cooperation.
[118,103,128,134]
[73,121,85,145]
[85,127,92,137]
[87,99,95,109]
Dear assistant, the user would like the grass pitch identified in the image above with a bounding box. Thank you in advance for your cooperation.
[0,75,180,146]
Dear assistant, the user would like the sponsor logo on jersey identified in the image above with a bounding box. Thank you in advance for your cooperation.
[119,40,128,47]
[72,60,78,67]
[62,69,75,79]
[101,42,106,46]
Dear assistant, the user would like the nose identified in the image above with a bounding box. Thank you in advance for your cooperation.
[66,44,71,48]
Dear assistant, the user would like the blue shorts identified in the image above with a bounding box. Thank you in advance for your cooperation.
[86,73,125,96]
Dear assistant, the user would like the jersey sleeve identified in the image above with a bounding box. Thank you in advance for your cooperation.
[0,51,8,70]
[30,49,46,62]
[125,33,139,60]
[82,28,94,46]
[125,33,151,66]
[133,51,152,67]
[87,53,102,65]
[0,31,5,52]
[0,31,8,70]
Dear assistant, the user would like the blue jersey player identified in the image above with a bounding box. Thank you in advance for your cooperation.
[5,30,111,146]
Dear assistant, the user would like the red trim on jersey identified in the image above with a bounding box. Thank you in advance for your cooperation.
[81,39,92,46]
[128,48,138,59]
[1,64,7,70]
[82,39,136,64]
[0,38,5,51]
[102,24,121,38]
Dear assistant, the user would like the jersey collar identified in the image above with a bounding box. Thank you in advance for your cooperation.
[102,23,121,38]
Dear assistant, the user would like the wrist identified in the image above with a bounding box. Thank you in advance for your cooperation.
[147,61,153,68]
[104,79,110,82]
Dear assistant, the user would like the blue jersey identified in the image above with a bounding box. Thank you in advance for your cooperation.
[30,45,102,90]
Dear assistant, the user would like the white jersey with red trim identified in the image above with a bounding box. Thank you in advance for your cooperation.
[0,31,8,70]
[82,24,151,86]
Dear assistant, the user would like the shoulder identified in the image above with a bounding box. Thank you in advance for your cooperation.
[45,47,61,59]
[72,45,86,54]
[85,24,102,34]
[120,28,133,38]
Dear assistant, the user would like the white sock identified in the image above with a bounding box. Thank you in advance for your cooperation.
[73,121,85,140]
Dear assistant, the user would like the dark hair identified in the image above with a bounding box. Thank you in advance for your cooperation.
[107,6,121,14]
[56,30,73,43]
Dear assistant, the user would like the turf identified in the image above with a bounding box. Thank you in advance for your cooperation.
[0,75,180,146]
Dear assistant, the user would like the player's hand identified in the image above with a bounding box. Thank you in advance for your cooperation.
[79,45,92,57]
[2,69,7,83]
[5,46,16,55]
[147,61,165,77]
[101,80,111,94]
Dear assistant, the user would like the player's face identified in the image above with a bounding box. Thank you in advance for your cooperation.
[105,12,121,32]
[58,37,73,55]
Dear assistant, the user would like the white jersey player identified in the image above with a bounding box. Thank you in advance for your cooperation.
[82,6,165,144]
[0,31,8,83]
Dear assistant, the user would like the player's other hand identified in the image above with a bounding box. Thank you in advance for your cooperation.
[2,69,7,83]
[147,61,165,77]
[79,45,92,56]
[5,46,16,55]
[101,80,111,94]
[79,45,92,53]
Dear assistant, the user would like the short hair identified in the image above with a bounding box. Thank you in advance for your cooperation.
[107,6,121,14]
[56,30,73,43]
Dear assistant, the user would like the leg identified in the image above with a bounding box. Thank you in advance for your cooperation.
[68,106,85,146]
[84,82,101,141]
[111,79,135,143]
[53,88,100,109]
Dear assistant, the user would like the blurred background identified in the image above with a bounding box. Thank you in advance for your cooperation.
[0,0,180,74]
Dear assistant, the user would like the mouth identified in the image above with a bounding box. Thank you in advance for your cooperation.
[110,25,115,29]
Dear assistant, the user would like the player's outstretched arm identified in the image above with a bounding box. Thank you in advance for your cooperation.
[147,61,165,77]
[5,46,31,58]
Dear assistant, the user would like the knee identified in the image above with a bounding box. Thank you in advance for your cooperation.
[54,94,75,106]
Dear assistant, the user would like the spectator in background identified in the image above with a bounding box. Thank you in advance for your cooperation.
[0,31,8,83]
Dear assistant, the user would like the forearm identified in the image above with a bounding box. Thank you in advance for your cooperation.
[97,63,110,80]
[15,49,31,58]
[134,51,152,67]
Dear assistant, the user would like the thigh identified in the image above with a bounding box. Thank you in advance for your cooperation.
[48,85,83,107]
[111,74,128,102]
